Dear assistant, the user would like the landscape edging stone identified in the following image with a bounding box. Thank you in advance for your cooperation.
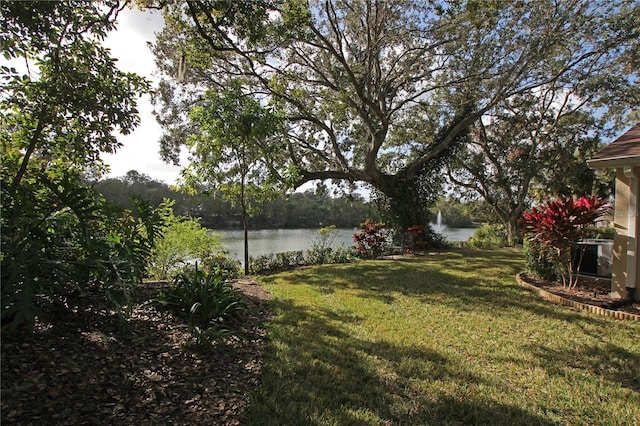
[515,273,640,321]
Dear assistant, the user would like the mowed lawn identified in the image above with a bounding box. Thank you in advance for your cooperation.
[245,248,640,425]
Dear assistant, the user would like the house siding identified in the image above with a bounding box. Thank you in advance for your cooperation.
[612,166,640,301]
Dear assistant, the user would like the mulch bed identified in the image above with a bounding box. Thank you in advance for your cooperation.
[518,273,640,316]
[1,279,272,425]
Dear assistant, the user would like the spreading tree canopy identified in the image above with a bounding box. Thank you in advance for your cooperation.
[150,0,638,223]
[447,90,619,245]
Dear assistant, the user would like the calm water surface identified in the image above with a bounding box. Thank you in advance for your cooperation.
[215,227,475,261]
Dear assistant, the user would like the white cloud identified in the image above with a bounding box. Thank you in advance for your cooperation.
[101,7,187,184]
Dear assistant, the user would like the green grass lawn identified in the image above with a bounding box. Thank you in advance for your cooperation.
[244,248,640,425]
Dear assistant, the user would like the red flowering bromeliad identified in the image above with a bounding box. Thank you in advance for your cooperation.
[519,196,610,289]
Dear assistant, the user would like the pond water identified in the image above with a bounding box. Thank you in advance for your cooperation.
[215,227,476,262]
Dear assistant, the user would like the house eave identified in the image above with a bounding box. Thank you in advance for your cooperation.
[587,155,640,170]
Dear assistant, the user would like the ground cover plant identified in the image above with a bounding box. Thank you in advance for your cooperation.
[155,270,246,345]
[246,248,640,425]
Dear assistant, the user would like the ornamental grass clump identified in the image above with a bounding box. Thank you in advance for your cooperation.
[519,195,609,289]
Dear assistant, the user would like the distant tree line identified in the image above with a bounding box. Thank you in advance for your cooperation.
[93,170,378,229]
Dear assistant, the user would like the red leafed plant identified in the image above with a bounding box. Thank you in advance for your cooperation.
[353,219,389,259]
[406,226,427,252]
[519,196,609,289]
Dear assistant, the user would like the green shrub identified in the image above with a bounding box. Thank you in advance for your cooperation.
[249,250,305,274]
[147,200,221,280]
[201,252,241,280]
[248,226,358,274]
[1,174,160,331]
[467,224,508,249]
[325,246,358,264]
[310,225,338,264]
[249,247,358,275]
[156,271,246,344]
[523,240,559,281]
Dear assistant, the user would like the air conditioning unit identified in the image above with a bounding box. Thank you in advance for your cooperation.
[573,239,613,277]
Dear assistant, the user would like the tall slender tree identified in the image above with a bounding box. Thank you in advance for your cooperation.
[184,80,284,274]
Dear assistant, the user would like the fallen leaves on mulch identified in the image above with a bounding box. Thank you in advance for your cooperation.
[1,279,272,425]
[519,273,640,315]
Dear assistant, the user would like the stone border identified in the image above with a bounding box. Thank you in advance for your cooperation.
[515,273,640,321]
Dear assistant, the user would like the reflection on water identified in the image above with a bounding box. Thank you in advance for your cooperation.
[215,227,475,261]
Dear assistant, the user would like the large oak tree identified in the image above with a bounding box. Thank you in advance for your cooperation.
[150,0,638,222]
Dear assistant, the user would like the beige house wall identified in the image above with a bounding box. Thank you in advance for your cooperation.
[611,166,640,301]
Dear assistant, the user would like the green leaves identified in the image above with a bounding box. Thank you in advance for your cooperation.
[1,1,154,331]
[1,167,162,330]
[156,271,246,345]
[185,80,285,194]
[147,199,223,280]
[153,0,638,211]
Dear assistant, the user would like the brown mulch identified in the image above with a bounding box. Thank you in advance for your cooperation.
[1,279,272,425]
[519,273,640,316]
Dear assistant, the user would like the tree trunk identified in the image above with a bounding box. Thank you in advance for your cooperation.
[506,220,517,247]
[243,206,249,276]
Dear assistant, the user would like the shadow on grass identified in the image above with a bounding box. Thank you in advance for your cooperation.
[285,249,610,326]
[245,297,557,425]
[246,248,640,424]
[526,341,640,394]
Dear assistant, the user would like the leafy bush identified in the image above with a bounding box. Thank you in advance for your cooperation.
[1,171,161,331]
[201,252,241,280]
[248,227,358,275]
[467,224,508,249]
[249,247,358,274]
[310,225,339,264]
[147,199,221,280]
[156,271,246,344]
[325,246,358,264]
[523,240,559,281]
[353,219,390,259]
[249,250,306,274]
